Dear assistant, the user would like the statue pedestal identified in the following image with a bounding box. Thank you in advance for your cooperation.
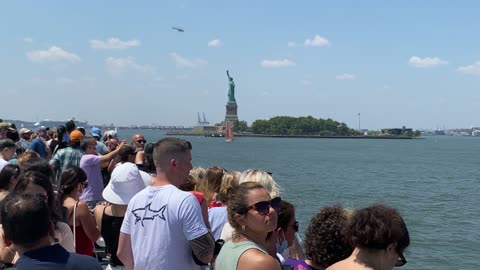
[225,102,238,125]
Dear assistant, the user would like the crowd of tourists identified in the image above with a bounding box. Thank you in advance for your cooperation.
[0,119,410,270]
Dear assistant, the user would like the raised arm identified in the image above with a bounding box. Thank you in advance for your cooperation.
[99,140,125,163]
[226,70,231,79]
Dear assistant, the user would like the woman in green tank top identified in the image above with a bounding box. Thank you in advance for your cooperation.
[215,182,282,270]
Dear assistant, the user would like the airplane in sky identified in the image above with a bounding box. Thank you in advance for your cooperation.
[172,26,184,32]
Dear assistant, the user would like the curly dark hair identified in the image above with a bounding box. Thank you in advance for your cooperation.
[304,205,353,268]
[346,204,410,252]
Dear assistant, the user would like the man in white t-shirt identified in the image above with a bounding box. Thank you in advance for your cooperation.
[118,138,215,270]
[0,139,16,172]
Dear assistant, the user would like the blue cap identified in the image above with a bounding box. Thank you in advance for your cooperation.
[90,127,102,138]
[36,126,48,133]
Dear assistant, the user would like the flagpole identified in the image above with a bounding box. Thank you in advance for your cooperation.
[358,113,361,132]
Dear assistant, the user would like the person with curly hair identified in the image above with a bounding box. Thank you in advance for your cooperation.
[327,204,410,270]
[285,205,353,270]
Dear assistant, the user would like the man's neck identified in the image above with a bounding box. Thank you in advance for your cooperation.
[150,172,174,187]
[16,237,52,256]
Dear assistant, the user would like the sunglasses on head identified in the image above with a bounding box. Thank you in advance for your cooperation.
[245,197,281,215]
[395,252,407,267]
[137,139,146,144]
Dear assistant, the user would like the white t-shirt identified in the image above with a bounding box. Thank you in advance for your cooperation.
[208,206,227,240]
[139,170,152,187]
[219,222,235,242]
[0,159,8,172]
[121,184,207,270]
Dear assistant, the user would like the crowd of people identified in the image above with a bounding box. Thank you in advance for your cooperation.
[0,119,410,270]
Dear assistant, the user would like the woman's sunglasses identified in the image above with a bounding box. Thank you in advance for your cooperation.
[395,252,407,267]
[293,221,299,232]
[245,197,281,215]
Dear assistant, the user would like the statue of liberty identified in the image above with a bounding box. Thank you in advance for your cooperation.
[226,70,236,103]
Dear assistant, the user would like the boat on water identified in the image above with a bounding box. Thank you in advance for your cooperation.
[33,118,88,128]
[225,122,234,143]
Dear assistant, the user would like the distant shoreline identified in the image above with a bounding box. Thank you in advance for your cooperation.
[166,132,419,139]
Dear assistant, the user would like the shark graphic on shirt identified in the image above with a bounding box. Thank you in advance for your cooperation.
[132,203,167,227]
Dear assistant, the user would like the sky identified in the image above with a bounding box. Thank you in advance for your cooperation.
[1,1,480,130]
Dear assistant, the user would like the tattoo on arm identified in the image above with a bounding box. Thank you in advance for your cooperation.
[189,232,215,260]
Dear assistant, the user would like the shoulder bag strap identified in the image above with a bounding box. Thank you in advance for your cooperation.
[73,201,78,252]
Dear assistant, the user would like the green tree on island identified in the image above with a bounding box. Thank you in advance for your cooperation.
[232,120,249,132]
[251,116,360,136]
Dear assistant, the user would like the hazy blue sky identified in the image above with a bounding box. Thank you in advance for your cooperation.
[1,1,479,129]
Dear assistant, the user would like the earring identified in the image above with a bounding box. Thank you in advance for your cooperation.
[242,225,245,231]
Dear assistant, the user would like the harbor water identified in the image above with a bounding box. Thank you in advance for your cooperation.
[118,130,479,270]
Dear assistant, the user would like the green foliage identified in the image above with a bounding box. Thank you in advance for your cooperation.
[233,120,249,132]
[251,116,360,136]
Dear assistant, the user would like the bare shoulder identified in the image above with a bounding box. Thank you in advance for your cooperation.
[76,201,91,215]
[238,248,281,270]
[93,204,105,216]
[326,259,349,270]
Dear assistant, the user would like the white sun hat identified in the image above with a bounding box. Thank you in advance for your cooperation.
[102,162,146,205]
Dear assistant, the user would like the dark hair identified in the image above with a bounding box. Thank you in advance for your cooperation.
[0,164,20,190]
[0,139,16,151]
[12,171,60,224]
[226,182,265,235]
[152,138,191,170]
[77,127,86,136]
[6,129,19,142]
[22,159,55,184]
[305,205,353,268]
[80,137,96,152]
[65,120,76,134]
[141,143,156,173]
[276,200,295,230]
[118,145,135,162]
[2,193,51,246]
[144,142,154,155]
[346,204,410,252]
[58,166,87,202]
[56,125,66,140]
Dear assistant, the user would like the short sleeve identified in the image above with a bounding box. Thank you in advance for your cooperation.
[179,194,208,241]
[81,154,101,167]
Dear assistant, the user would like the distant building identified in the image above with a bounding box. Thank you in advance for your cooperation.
[381,126,413,136]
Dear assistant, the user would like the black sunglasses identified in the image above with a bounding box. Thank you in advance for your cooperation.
[245,197,281,215]
[395,252,407,267]
[137,139,146,144]
[293,221,299,232]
